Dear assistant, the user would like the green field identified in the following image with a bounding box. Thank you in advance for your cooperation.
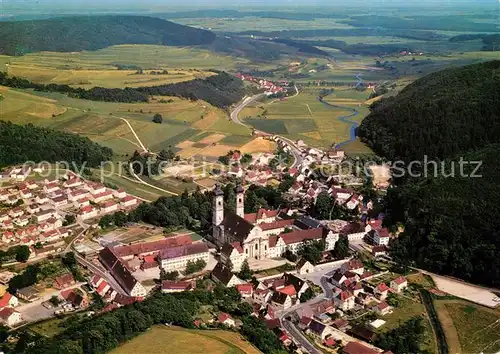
[435,300,500,354]
[110,326,261,354]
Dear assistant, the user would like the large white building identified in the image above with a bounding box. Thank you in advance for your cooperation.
[159,243,209,272]
[214,185,338,269]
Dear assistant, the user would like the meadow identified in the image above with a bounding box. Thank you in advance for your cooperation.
[110,326,261,354]
[434,299,500,354]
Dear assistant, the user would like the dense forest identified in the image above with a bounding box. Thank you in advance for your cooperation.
[387,144,500,286]
[0,121,112,168]
[357,61,500,286]
[0,72,244,108]
[136,72,246,108]
[358,61,500,162]
[0,15,216,55]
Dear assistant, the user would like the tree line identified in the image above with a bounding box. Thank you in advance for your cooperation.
[21,285,285,354]
[0,121,112,168]
[357,61,500,287]
[0,72,245,108]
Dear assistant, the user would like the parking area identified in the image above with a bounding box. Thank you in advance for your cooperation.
[431,274,500,308]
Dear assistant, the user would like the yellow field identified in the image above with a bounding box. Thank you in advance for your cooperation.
[111,326,260,354]
[240,138,277,154]
[199,133,226,145]
[7,64,212,89]
[199,144,237,157]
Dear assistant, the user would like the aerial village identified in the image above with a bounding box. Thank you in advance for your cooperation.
[0,140,467,354]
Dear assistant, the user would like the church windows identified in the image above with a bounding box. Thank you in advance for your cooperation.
[245,249,248,254]
[255,244,258,250]
[218,201,221,206]
[265,245,267,251]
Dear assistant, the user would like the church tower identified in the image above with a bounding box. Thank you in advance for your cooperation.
[236,184,244,218]
[213,185,224,243]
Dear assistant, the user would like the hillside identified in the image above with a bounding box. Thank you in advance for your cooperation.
[356,61,500,286]
[0,15,216,56]
[388,144,500,287]
[0,121,113,167]
[358,60,500,162]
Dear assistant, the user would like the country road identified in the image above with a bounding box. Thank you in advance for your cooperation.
[118,117,148,153]
[229,89,303,169]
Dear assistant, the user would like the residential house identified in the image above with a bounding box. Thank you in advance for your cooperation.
[161,280,195,293]
[16,286,39,302]
[341,259,364,275]
[271,291,292,311]
[282,273,310,300]
[53,273,75,290]
[253,288,272,304]
[0,308,22,327]
[335,291,355,311]
[221,242,246,272]
[0,293,18,309]
[390,276,408,293]
[374,301,392,316]
[121,196,138,208]
[235,283,253,298]
[211,262,243,287]
[372,245,388,258]
[296,258,314,275]
[218,312,235,327]
[343,341,379,354]
[60,289,88,309]
[374,283,390,300]
[307,320,333,340]
[374,228,390,246]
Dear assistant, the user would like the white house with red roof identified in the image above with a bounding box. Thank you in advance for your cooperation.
[0,293,18,309]
[161,280,195,293]
[218,312,235,327]
[121,196,138,208]
[0,307,22,327]
[235,283,253,298]
[374,228,390,246]
[335,291,355,311]
[113,189,127,199]
[92,190,114,203]
[101,201,119,214]
[390,276,408,293]
[341,259,365,276]
[78,205,98,220]
[374,283,390,300]
[374,301,392,315]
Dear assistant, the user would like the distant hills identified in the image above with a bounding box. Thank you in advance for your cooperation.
[0,15,216,55]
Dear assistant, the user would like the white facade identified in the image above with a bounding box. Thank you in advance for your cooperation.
[161,253,209,272]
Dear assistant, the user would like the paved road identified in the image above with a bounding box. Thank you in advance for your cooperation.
[229,91,303,169]
[75,254,128,295]
[282,317,321,354]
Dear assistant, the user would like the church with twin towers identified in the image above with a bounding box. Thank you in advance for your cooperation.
[212,184,338,271]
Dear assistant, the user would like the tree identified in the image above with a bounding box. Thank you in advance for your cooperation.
[15,245,30,263]
[386,293,400,307]
[185,259,206,274]
[160,269,179,281]
[333,236,350,259]
[238,259,253,280]
[298,239,325,265]
[218,155,230,165]
[152,113,163,124]
[99,214,114,228]
[158,148,176,162]
[314,192,334,220]
[375,316,427,354]
[299,288,315,303]
[62,252,77,268]
[63,214,76,226]
[240,153,253,164]
[49,295,61,306]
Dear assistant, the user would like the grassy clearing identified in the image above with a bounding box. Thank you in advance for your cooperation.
[29,317,67,337]
[219,135,255,146]
[436,300,500,354]
[110,326,260,354]
[377,296,437,354]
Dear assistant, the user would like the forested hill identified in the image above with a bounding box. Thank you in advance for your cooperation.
[0,15,216,55]
[358,60,500,162]
[388,144,500,286]
[0,121,112,168]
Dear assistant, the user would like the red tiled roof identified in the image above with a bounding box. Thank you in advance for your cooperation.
[279,228,324,245]
[0,293,13,308]
[218,312,232,323]
[161,280,193,291]
[278,284,297,296]
[377,301,389,310]
[0,307,16,320]
[235,283,253,294]
[96,281,109,294]
[112,235,193,258]
[259,219,294,231]
[339,291,354,301]
[244,208,279,223]
[377,283,390,292]
[393,276,407,285]
[378,228,390,238]
[344,342,379,354]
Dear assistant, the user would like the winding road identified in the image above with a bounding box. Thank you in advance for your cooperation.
[229,89,303,169]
